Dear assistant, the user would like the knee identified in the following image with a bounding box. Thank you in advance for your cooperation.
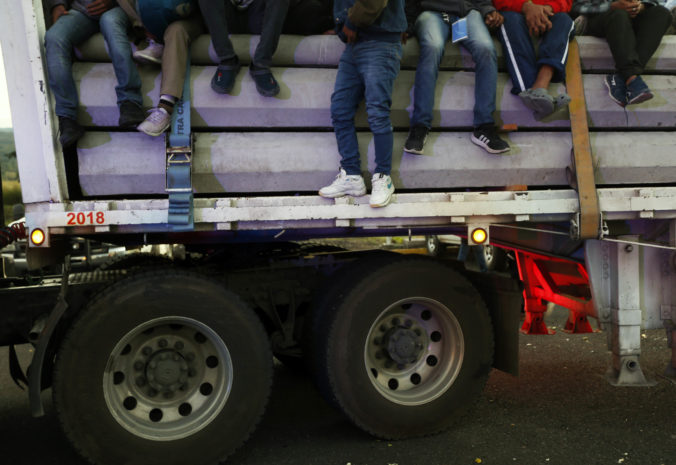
[365,108,391,133]
[45,27,70,52]
[164,22,190,46]
[605,8,632,25]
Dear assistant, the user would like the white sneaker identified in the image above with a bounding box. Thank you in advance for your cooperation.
[133,39,164,65]
[369,173,394,208]
[319,168,367,198]
[137,107,171,137]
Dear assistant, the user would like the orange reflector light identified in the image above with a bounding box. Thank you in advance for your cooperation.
[471,228,487,245]
[30,228,45,246]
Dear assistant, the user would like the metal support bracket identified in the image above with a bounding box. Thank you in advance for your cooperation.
[566,39,601,241]
[166,51,194,231]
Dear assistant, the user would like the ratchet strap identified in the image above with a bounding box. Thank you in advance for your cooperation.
[166,50,194,231]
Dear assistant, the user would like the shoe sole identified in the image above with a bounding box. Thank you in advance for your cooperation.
[403,146,424,155]
[319,189,367,198]
[133,54,162,65]
[604,77,627,107]
[255,84,280,97]
[626,92,653,106]
[470,134,510,155]
[369,190,394,208]
[138,122,171,137]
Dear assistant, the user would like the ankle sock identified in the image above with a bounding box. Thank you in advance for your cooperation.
[158,94,177,113]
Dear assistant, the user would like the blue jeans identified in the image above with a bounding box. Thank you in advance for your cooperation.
[331,40,402,176]
[45,8,142,119]
[412,10,498,128]
[498,11,574,94]
[198,0,289,70]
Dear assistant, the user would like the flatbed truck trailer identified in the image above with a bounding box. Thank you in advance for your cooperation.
[1,2,676,465]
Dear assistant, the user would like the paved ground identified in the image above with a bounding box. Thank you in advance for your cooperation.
[1,306,674,465]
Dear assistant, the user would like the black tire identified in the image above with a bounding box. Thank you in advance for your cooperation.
[96,252,173,271]
[306,251,400,404]
[425,236,443,256]
[324,256,493,439]
[53,270,272,465]
[483,245,507,271]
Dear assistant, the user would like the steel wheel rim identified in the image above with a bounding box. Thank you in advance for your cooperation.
[364,297,464,406]
[103,316,233,441]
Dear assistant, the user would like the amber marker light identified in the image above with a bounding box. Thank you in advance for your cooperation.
[30,228,45,246]
[471,228,487,245]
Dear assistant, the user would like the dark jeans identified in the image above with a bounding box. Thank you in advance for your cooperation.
[331,40,402,176]
[585,5,671,80]
[198,0,290,70]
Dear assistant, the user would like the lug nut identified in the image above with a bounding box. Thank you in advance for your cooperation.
[142,346,152,356]
[158,339,168,348]
[174,341,184,350]
[134,361,144,371]
[392,318,400,327]
[405,319,413,328]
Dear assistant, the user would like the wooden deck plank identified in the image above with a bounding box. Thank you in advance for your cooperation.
[76,131,676,196]
[74,64,676,129]
[75,34,676,72]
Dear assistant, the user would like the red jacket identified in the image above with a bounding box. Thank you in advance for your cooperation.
[493,0,572,13]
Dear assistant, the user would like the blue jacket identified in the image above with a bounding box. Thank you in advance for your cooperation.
[334,0,407,42]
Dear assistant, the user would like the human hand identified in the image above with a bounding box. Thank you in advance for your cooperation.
[485,11,504,29]
[522,1,553,35]
[611,0,642,17]
[401,32,409,44]
[342,24,357,43]
[52,5,68,24]
[87,0,115,16]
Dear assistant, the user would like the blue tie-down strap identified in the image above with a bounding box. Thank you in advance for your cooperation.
[166,50,193,231]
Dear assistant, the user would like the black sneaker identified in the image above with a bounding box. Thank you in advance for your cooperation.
[58,116,84,148]
[118,100,145,128]
[211,61,241,95]
[604,74,627,107]
[250,68,280,97]
[471,125,510,154]
[404,125,429,155]
[626,75,652,105]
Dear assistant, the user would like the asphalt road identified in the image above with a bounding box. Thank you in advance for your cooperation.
[1,307,674,465]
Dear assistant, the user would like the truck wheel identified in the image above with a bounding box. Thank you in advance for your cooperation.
[324,257,493,439]
[53,270,272,465]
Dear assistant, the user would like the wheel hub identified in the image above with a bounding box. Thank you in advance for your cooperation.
[146,350,189,393]
[384,328,423,364]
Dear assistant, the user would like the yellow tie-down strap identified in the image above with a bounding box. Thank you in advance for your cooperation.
[566,39,601,240]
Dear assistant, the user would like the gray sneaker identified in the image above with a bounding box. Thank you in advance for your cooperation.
[573,15,587,36]
[319,168,367,198]
[137,107,171,137]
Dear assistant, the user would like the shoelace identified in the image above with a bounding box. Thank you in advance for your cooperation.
[372,174,388,189]
[146,108,168,123]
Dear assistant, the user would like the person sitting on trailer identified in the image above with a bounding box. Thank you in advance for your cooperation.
[403,0,510,155]
[493,0,575,120]
[117,0,204,137]
[283,0,335,34]
[318,0,407,208]
[198,0,290,97]
[45,0,146,148]
[571,0,671,107]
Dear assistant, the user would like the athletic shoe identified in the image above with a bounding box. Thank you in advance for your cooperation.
[471,124,510,154]
[369,173,394,208]
[250,68,280,97]
[118,100,145,128]
[573,15,587,36]
[57,116,84,148]
[604,74,627,107]
[133,39,163,65]
[404,125,429,155]
[626,75,653,105]
[319,168,367,198]
[137,107,171,137]
[211,62,241,94]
